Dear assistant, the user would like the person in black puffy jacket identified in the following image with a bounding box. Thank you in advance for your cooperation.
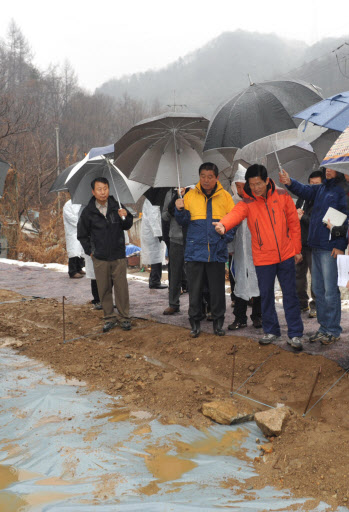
[78,177,133,333]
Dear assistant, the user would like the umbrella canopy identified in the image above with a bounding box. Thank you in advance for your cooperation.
[266,142,319,185]
[321,126,349,174]
[48,164,76,193]
[233,128,303,167]
[113,112,209,188]
[218,159,250,191]
[0,158,11,197]
[65,146,149,206]
[310,130,340,163]
[294,92,349,133]
[143,187,172,208]
[204,80,322,152]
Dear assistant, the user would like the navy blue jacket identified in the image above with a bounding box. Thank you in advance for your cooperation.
[175,181,235,263]
[286,178,348,252]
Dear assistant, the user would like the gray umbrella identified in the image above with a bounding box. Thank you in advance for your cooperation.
[114,112,209,189]
[266,143,320,186]
[204,80,323,152]
[64,153,149,207]
[0,158,11,197]
[232,128,302,166]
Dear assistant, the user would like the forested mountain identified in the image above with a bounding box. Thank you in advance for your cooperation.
[0,21,163,220]
[97,30,349,117]
[1,22,348,222]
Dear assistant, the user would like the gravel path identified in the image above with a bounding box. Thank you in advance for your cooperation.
[1,260,349,368]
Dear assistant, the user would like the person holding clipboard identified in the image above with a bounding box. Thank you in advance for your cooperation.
[279,168,348,345]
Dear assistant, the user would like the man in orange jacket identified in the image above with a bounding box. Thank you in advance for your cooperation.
[214,164,304,350]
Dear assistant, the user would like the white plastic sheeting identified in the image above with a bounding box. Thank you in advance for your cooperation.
[0,347,342,511]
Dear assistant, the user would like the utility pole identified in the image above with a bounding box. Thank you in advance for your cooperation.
[167,90,187,112]
[55,126,60,214]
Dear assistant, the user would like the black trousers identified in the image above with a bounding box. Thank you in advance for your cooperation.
[91,279,100,303]
[68,257,85,277]
[149,263,162,287]
[186,261,226,321]
[233,296,261,323]
[296,246,315,310]
[168,242,184,307]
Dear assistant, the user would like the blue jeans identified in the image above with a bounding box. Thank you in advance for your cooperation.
[256,257,303,338]
[311,248,342,337]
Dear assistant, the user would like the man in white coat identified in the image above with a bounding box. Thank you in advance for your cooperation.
[141,199,167,289]
[228,166,262,330]
[63,199,85,279]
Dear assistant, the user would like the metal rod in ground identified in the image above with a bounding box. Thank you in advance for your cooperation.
[234,351,275,395]
[230,345,237,396]
[303,366,321,416]
[62,296,66,342]
[303,367,349,417]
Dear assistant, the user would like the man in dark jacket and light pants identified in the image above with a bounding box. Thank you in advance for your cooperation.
[77,177,133,332]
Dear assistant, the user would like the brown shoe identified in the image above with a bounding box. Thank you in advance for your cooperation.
[163,306,180,315]
[71,273,83,279]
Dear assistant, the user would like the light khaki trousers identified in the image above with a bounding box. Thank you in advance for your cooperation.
[92,257,130,320]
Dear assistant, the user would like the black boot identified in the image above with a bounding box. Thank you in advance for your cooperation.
[213,318,225,336]
[189,318,201,338]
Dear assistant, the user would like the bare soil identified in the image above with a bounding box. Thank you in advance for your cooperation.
[1,288,349,510]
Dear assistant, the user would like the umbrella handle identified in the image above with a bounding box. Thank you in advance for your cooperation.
[270,139,285,175]
[103,156,127,220]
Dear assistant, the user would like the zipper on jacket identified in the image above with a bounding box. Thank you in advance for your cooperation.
[255,219,263,249]
[272,208,276,224]
[204,194,211,262]
[265,200,282,262]
[283,210,290,238]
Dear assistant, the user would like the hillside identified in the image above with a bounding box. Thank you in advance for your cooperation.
[97,30,349,117]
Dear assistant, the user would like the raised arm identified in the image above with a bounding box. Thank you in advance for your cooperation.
[279,169,318,202]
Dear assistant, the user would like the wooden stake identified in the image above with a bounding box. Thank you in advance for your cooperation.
[62,296,66,342]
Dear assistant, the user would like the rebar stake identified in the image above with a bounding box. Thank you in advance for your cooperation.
[62,296,66,342]
[303,366,321,416]
[227,345,238,396]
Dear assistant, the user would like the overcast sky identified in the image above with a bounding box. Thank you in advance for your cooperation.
[1,0,349,92]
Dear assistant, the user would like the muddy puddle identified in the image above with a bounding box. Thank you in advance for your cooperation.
[0,347,320,511]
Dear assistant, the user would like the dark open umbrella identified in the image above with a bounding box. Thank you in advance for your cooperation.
[0,158,11,197]
[143,187,172,208]
[204,80,323,153]
[48,164,76,193]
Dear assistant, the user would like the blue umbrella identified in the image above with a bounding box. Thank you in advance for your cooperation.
[294,91,349,132]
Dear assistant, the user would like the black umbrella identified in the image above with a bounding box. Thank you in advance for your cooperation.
[143,187,172,208]
[204,80,323,152]
[48,164,76,193]
[0,158,11,197]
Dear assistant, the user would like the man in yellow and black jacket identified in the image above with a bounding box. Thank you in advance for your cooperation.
[175,162,235,338]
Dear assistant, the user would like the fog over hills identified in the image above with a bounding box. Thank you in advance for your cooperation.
[97,30,349,118]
